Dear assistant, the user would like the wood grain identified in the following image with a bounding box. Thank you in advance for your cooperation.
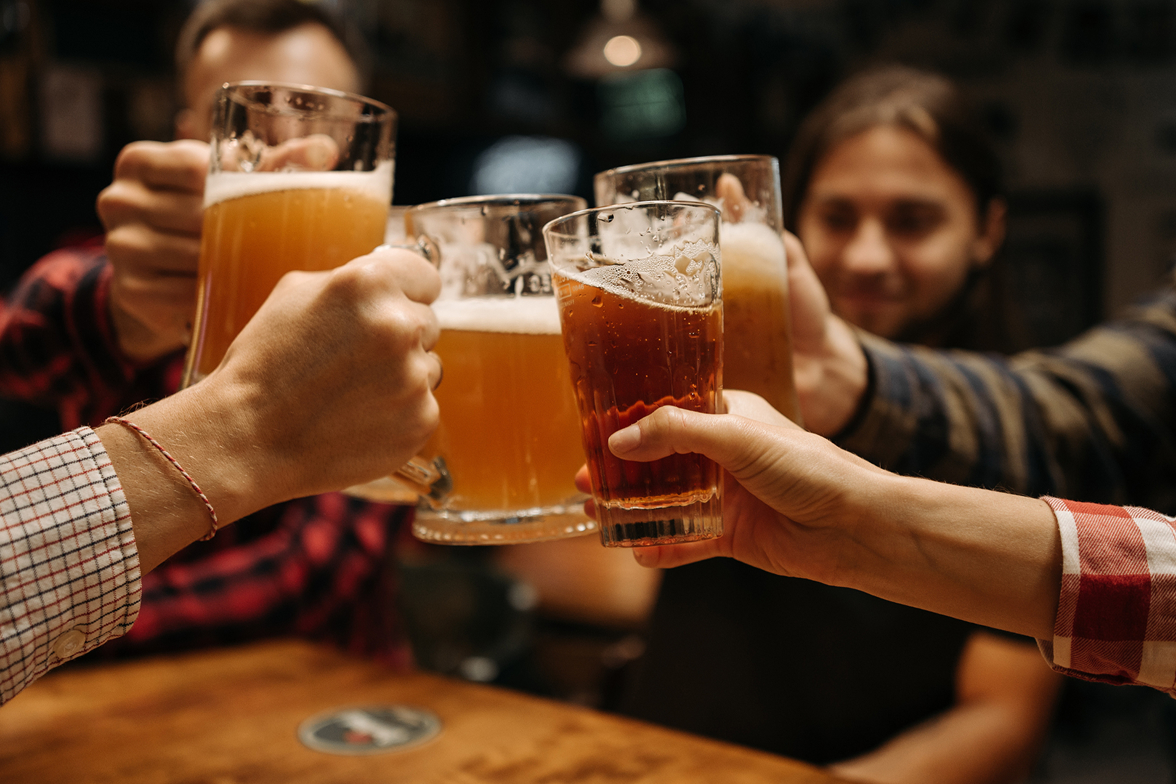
[0,640,849,784]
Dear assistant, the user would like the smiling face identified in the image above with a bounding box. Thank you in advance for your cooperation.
[797,124,1004,340]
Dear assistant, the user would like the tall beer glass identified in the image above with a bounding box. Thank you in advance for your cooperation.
[594,155,801,424]
[183,82,396,385]
[389,195,594,544]
[544,202,724,548]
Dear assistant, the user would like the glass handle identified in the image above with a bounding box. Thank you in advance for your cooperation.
[393,455,452,504]
[376,237,440,267]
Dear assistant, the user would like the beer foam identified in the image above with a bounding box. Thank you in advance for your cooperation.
[720,221,786,281]
[203,160,394,208]
[563,251,719,311]
[432,296,561,335]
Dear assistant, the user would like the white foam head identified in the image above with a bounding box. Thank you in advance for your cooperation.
[720,221,786,281]
[561,248,720,311]
[204,160,394,208]
[432,296,561,335]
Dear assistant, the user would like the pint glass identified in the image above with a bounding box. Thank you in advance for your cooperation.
[544,202,724,548]
[183,82,396,385]
[594,155,801,423]
[395,195,594,544]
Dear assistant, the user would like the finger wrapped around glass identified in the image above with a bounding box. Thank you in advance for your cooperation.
[543,201,725,547]
[363,195,596,544]
[594,155,801,424]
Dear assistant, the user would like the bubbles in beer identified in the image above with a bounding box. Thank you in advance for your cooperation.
[564,245,719,310]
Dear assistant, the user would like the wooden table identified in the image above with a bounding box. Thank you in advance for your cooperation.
[0,640,848,784]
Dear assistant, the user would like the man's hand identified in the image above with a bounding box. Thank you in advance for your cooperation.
[573,390,889,582]
[193,246,444,513]
[784,232,870,436]
[98,140,209,363]
[101,246,443,570]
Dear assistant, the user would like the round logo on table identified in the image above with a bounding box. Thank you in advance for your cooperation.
[297,705,442,755]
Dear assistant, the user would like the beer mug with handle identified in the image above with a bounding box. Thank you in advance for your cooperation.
[594,155,801,424]
[183,81,447,499]
[350,195,596,545]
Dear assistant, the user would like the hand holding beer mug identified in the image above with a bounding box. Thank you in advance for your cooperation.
[543,202,725,547]
[357,195,595,544]
[182,81,447,498]
[594,155,801,424]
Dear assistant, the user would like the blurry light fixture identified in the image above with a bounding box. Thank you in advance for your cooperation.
[565,0,677,79]
[603,35,642,67]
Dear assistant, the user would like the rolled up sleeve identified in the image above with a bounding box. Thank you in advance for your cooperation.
[1040,496,1176,696]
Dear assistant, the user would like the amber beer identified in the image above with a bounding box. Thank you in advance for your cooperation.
[554,258,723,547]
[185,166,392,383]
[594,155,801,423]
[720,222,801,422]
[424,297,584,515]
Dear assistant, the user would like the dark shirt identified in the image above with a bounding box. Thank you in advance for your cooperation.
[622,560,974,763]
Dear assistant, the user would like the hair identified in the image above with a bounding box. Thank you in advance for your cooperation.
[175,0,369,88]
[781,65,1003,231]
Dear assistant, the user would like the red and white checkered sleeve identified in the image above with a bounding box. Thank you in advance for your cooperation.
[0,428,141,704]
[1039,497,1176,696]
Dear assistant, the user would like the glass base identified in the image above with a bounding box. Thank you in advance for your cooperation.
[597,492,722,547]
[412,503,596,545]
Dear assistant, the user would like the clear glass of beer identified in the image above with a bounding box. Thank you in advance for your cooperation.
[594,155,801,424]
[183,81,396,385]
[374,194,596,545]
[543,201,725,548]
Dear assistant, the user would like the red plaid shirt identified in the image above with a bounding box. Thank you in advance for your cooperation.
[1042,496,1176,695]
[0,428,139,704]
[0,245,412,667]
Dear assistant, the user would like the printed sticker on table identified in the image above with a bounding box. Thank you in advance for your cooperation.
[297,705,442,755]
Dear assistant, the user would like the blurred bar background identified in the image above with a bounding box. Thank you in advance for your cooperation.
[1,1,1174,780]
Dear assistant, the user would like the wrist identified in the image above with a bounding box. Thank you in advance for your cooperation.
[799,316,869,437]
[821,467,909,591]
[127,378,282,525]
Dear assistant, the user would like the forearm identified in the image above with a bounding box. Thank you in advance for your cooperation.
[838,293,1176,508]
[829,700,1043,784]
[838,475,1061,640]
[97,380,274,574]
[795,315,869,436]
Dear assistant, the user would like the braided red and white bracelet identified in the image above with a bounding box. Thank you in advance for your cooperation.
[104,416,219,541]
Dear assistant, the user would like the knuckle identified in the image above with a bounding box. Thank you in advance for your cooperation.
[113,141,153,175]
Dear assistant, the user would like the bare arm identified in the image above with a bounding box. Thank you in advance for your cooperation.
[596,391,1063,640]
[830,632,1061,784]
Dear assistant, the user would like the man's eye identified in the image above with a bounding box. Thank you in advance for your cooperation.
[888,207,943,236]
[819,210,856,232]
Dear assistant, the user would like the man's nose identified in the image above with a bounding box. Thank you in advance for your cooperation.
[841,219,896,275]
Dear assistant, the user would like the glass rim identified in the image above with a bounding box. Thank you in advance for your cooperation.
[407,193,587,216]
[595,154,778,181]
[219,80,396,122]
[541,199,721,238]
